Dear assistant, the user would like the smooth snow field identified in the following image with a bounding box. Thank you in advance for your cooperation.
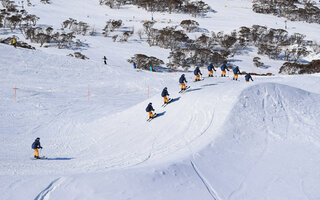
[1,0,320,199]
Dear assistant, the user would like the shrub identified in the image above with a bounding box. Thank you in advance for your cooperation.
[128,54,164,71]
[279,60,320,74]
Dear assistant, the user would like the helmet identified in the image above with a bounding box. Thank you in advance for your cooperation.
[36,137,40,140]
[164,87,167,90]
[182,74,185,76]
[149,102,152,105]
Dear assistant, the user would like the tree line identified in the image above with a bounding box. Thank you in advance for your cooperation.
[253,0,320,24]
[99,0,211,17]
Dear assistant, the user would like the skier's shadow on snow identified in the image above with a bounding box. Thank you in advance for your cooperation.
[185,88,202,93]
[47,157,73,161]
[156,111,166,118]
[170,97,181,103]
[201,83,217,87]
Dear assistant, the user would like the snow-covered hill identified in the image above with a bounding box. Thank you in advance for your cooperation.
[1,0,320,199]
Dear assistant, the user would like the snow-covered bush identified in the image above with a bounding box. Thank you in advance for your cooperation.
[279,60,320,74]
[128,54,164,71]
[180,20,199,32]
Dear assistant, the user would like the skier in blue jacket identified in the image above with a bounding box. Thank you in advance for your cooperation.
[245,73,254,82]
[207,63,216,77]
[146,102,155,119]
[220,62,229,77]
[179,74,187,90]
[232,66,241,80]
[161,87,170,104]
[31,138,42,159]
[194,66,202,81]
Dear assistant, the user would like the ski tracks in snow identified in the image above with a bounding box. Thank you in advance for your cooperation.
[181,108,221,200]
[34,177,65,200]
[190,160,221,200]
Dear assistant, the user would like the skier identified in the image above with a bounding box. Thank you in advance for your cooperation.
[232,66,241,80]
[146,102,155,119]
[103,56,107,65]
[245,73,254,82]
[194,66,202,81]
[179,74,187,91]
[207,63,216,77]
[220,61,229,77]
[133,62,136,69]
[161,87,170,104]
[31,137,43,159]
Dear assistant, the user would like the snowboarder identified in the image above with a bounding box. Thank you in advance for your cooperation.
[232,66,241,80]
[220,61,229,77]
[194,66,202,81]
[245,73,254,82]
[179,74,188,91]
[146,102,155,119]
[207,63,216,77]
[31,137,43,159]
[103,56,107,65]
[161,87,170,104]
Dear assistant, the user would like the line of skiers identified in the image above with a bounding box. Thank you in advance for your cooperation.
[192,62,253,82]
[146,62,254,119]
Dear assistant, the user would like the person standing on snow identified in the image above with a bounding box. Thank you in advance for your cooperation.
[194,66,202,81]
[103,56,107,65]
[146,102,155,119]
[12,37,17,48]
[31,137,42,159]
[179,74,188,91]
[161,87,170,104]
[220,61,229,77]
[232,66,241,81]
[245,73,254,82]
[207,63,216,77]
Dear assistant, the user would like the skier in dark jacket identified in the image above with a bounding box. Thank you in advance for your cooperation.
[146,102,155,119]
[220,62,229,77]
[232,66,241,80]
[207,63,216,77]
[194,66,202,81]
[31,138,42,159]
[245,73,254,82]
[179,74,187,90]
[161,87,170,104]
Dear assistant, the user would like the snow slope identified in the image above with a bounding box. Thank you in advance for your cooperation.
[1,0,320,199]
[1,44,320,199]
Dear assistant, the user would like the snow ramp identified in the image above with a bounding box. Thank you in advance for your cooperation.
[20,82,320,200]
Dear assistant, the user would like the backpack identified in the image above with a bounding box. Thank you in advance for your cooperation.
[31,142,36,149]
[194,70,197,75]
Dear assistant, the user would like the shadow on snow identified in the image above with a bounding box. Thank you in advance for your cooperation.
[185,88,202,93]
[46,157,73,161]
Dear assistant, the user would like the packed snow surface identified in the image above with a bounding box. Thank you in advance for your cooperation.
[1,0,320,199]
